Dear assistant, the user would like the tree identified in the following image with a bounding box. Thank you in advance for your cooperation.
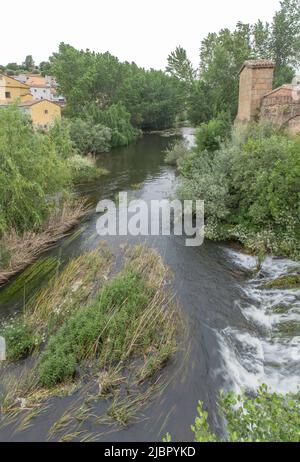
[39,61,52,76]
[166,46,196,85]
[50,43,182,132]
[269,0,300,86]
[23,55,35,72]
[197,24,253,120]
[189,0,300,124]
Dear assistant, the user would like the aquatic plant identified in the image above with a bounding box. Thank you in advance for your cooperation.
[164,140,189,166]
[0,246,179,435]
[38,246,177,387]
[67,154,109,183]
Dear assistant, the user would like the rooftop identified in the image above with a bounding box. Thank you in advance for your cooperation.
[240,60,276,74]
[18,99,60,107]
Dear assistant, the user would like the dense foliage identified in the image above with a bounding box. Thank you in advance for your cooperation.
[191,385,300,442]
[176,120,300,258]
[49,43,183,134]
[85,102,141,146]
[68,118,111,154]
[0,106,71,235]
[67,154,109,183]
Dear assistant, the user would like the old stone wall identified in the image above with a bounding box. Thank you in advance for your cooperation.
[288,115,300,136]
[261,86,300,127]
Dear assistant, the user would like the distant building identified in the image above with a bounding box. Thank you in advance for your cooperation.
[0,73,61,129]
[19,99,62,130]
[0,74,32,104]
[14,73,65,103]
[236,60,300,136]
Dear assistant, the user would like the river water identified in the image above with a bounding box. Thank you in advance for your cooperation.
[0,128,299,441]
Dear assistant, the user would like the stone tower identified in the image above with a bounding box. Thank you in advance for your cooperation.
[236,60,275,123]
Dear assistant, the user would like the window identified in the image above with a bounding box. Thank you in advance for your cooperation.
[5,92,11,98]
[44,109,48,114]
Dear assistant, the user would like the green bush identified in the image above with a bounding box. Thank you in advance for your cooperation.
[195,115,231,153]
[0,321,40,361]
[87,103,140,147]
[177,121,300,258]
[47,120,74,159]
[69,118,111,154]
[189,385,300,442]
[164,140,189,166]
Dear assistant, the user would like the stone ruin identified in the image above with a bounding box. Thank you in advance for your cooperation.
[236,60,300,136]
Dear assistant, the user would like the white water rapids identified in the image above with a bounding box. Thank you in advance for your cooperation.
[218,249,300,394]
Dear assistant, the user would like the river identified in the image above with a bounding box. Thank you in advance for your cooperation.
[0,128,299,441]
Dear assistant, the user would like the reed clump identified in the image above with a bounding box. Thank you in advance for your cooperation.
[0,245,179,433]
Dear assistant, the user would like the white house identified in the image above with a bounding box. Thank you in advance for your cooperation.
[30,84,52,100]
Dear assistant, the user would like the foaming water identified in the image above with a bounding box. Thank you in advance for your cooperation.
[219,248,300,394]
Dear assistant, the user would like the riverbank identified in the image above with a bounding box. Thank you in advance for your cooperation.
[172,120,300,261]
[0,197,88,286]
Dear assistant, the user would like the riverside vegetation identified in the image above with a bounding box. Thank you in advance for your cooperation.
[165,385,300,442]
[0,245,179,440]
[0,105,108,283]
[166,119,300,260]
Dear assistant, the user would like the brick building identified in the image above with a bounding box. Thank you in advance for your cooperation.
[236,60,300,136]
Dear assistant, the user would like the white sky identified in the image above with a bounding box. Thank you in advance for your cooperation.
[1,0,281,70]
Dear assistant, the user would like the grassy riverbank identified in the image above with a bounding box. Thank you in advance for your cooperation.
[0,245,180,440]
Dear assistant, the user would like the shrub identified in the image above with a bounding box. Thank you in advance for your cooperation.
[69,118,111,154]
[38,271,151,387]
[177,121,300,258]
[220,385,300,442]
[168,385,300,442]
[195,115,231,153]
[68,154,109,183]
[48,120,74,159]
[164,140,189,166]
[86,103,141,147]
[0,321,40,361]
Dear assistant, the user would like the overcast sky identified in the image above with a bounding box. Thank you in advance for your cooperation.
[1,0,281,70]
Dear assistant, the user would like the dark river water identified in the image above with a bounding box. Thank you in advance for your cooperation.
[0,128,299,441]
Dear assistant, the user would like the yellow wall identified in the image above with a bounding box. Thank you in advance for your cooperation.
[29,100,61,129]
[0,74,32,104]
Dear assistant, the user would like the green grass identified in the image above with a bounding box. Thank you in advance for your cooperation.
[1,245,112,363]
